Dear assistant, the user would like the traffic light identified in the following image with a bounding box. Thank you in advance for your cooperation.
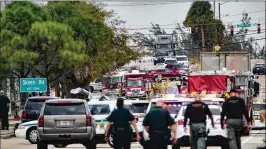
[257,23,261,34]
[230,25,234,36]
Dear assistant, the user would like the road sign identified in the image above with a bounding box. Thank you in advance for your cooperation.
[237,24,251,28]
[20,78,47,92]
[183,27,191,33]
[214,44,221,52]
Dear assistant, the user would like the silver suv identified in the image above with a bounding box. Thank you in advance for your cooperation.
[37,99,96,149]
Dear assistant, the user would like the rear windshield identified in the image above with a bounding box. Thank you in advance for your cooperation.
[151,102,182,114]
[89,104,110,115]
[44,103,86,115]
[165,60,177,64]
[176,57,187,61]
[155,53,168,57]
[124,104,134,112]
[132,103,149,113]
[26,99,50,111]
[255,64,265,67]
[182,105,221,115]
[253,104,266,111]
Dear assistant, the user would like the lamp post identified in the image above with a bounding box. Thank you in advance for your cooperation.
[218,1,229,20]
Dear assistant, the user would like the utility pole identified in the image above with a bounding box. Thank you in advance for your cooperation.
[218,3,221,20]
[200,24,206,51]
[213,1,216,19]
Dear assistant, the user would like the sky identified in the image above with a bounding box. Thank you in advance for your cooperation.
[104,2,265,48]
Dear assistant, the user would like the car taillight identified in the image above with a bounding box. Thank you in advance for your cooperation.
[215,119,226,124]
[38,116,44,127]
[177,120,184,125]
[86,114,92,126]
[22,109,27,119]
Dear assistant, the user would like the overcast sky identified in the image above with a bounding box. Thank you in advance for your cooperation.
[105,2,265,48]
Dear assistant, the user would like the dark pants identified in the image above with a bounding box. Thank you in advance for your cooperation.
[190,123,206,149]
[149,131,168,149]
[1,114,9,130]
[177,85,181,94]
[113,131,132,149]
[226,119,243,149]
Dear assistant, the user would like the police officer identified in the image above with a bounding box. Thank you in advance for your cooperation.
[105,98,140,149]
[143,100,177,149]
[0,90,10,130]
[176,78,182,94]
[184,94,215,149]
[221,89,252,149]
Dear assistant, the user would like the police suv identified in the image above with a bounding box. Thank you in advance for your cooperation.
[173,99,229,149]
[252,101,266,130]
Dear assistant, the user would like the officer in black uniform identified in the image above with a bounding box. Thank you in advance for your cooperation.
[184,94,215,149]
[143,100,177,149]
[105,98,140,149]
[221,89,252,149]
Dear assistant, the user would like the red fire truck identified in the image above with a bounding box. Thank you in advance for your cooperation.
[184,70,257,135]
[102,71,127,95]
[125,70,151,98]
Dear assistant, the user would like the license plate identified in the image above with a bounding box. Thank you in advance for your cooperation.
[257,68,260,70]
[253,115,260,120]
[60,121,70,126]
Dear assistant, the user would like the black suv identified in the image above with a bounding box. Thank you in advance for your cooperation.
[21,96,59,123]
[253,63,266,75]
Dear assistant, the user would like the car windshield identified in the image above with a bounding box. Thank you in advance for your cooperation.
[182,105,221,115]
[255,64,265,67]
[111,76,123,83]
[127,80,143,87]
[253,104,266,111]
[176,57,187,61]
[150,102,182,114]
[102,77,111,83]
[157,44,171,49]
[26,99,46,111]
[165,60,177,64]
[132,103,149,113]
[124,104,134,113]
[89,104,111,115]
[155,53,168,57]
[44,103,86,115]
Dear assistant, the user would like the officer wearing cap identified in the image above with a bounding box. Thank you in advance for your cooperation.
[184,94,215,149]
[143,100,177,149]
[105,98,140,149]
[221,89,252,149]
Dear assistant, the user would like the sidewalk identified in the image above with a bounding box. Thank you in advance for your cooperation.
[1,114,21,139]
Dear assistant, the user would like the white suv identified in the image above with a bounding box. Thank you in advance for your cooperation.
[175,55,189,68]
[173,101,229,149]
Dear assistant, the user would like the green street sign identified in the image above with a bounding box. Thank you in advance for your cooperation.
[20,78,47,92]
[237,24,251,28]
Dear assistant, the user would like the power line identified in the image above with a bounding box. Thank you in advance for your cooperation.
[106,2,179,7]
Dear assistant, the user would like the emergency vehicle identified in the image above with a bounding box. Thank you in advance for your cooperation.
[252,98,266,130]
[102,71,128,95]
[125,70,152,98]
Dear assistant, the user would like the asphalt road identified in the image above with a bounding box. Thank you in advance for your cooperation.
[1,130,265,149]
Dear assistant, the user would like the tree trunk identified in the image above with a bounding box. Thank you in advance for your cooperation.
[201,24,206,51]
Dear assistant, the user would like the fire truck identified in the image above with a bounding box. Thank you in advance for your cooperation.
[102,71,127,95]
[125,70,152,98]
[184,70,258,135]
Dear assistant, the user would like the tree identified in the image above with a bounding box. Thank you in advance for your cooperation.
[184,1,225,51]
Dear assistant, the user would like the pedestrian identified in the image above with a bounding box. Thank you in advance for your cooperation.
[176,78,182,94]
[220,89,252,149]
[105,98,140,149]
[0,90,10,130]
[184,94,215,149]
[143,100,177,149]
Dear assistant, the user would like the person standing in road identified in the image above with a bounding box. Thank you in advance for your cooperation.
[184,94,215,149]
[221,89,252,149]
[0,90,10,130]
[143,100,177,149]
[105,98,140,149]
[176,78,182,94]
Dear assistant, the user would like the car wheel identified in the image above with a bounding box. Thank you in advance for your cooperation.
[100,89,103,92]
[90,86,94,92]
[53,144,68,148]
[172,144,181,149]
[26,127,38,144]
[108,134,114,148]
[37,142,48,149]
[154,61,156,65]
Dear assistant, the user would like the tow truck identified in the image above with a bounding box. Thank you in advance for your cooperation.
[125,70,151,98]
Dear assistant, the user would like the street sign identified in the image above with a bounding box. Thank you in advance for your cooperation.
[214,44,221,52]
[20,78,47,92]
[237,24,251,28]
[183,27,191,33]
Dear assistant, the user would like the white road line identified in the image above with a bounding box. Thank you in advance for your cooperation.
[241,130,259,146]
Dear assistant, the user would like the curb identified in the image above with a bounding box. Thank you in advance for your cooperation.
[1,133,15,139]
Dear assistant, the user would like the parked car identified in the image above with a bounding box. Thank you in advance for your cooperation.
[253,63,266,75]
[252,102,266,130]
[15,120,38,144]
[164,57,178,65]
[21,96,59,123]
[175,55,189,68]
[88,78,103,92]
[37,99,97,149]
[173,101,229,149]
[153,52,168,65]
